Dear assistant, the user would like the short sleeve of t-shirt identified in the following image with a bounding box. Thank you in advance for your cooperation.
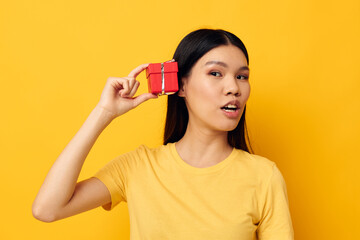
[257,163,294,240]
[92,148,138,211]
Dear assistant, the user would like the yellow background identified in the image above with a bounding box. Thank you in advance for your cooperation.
[1,0,359,239]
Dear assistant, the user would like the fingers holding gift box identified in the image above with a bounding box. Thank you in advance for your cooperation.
[146,61,179,95]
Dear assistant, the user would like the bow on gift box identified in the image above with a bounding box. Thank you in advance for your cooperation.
[146,61,179,96]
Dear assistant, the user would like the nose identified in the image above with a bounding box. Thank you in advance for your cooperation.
[224,76,240,96]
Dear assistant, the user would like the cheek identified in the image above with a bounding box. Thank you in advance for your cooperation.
[242,83,251,100]
[194,82,218,104]
[186,78,218,110]
[187,74,214,97]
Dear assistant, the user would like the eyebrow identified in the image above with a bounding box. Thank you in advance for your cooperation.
[204,61,249,71]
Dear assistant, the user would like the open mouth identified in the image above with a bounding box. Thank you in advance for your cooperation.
[221,107,238,112]
[221,104,239,112]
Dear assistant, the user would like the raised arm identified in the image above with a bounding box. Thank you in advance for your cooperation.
[32,63,158,222]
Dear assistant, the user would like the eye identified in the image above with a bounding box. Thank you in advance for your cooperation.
[210,71,222,77]
[237,75,249,80]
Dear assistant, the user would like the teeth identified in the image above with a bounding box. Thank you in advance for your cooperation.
[224,109,236,112]
[224,104,237,108]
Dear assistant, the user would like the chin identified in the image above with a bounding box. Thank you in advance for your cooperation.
[221,119,241,131]
[218,123,239,132]
[224,126,238,132]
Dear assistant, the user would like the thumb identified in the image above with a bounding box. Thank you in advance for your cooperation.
[133,93,158,107]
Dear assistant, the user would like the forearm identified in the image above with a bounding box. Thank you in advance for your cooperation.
[33,105,115,215]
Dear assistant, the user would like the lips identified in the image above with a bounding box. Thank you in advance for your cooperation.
[221,100,240,110]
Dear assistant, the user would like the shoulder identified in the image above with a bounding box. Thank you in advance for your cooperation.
[233,150,289,201]
[236,149,276,171]
[133,144,168,156]
[233,149,279,183]
[117,144,168,165]
[115,144,163,157]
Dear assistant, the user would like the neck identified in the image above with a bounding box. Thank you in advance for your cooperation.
[175,120,233,168]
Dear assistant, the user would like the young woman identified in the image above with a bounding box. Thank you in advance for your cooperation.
[33,29,294,239]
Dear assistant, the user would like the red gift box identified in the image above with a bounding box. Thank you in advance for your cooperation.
[146,61,178,95]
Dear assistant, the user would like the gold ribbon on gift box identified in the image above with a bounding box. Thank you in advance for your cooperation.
[159,60,176,96]
[161,62,165,95]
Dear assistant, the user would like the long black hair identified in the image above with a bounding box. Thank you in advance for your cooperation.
[163,28,253,153]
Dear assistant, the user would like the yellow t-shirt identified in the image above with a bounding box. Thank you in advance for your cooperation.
[92,143,294,240]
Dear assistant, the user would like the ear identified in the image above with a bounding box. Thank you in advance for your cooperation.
[177,77,187,97]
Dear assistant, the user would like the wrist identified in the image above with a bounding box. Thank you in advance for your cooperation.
[94,105,116,124]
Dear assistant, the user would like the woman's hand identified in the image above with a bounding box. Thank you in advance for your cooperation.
[96,63,158,119]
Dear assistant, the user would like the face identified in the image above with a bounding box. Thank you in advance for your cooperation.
[178,44,250,132]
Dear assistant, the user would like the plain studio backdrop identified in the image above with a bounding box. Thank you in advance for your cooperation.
[0,0,359,239]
